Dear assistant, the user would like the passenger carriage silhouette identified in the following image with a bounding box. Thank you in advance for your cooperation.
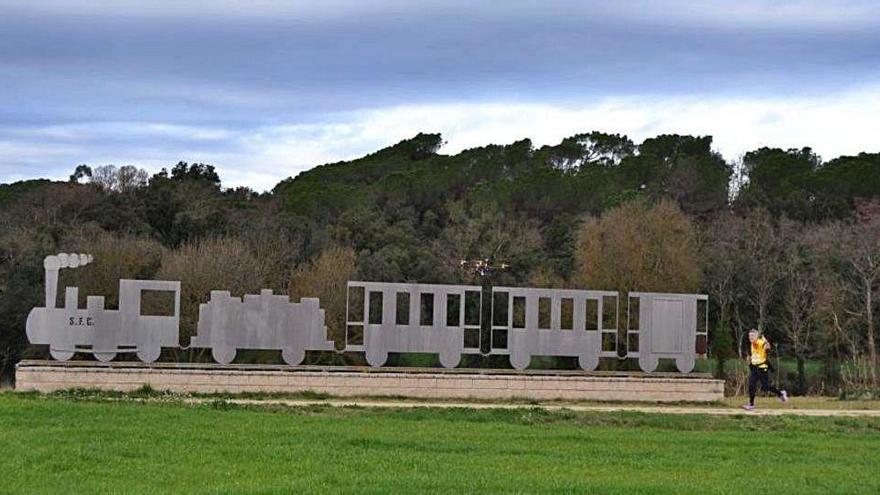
[344,282,484,368]
[626,291,709,373]
[345,282,707,372]
[491,286,619,371]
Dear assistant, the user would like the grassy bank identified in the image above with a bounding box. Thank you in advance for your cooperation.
[1,393,878,494]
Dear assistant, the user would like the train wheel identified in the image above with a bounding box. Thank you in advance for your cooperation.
[578,352,599,372]
[94,351,116,362]
[439,350,461,369]
[675,355,695,373]
[509,352,530,371]
[366,349,388,368]
[50,348,74,361]
[137,346,161,363]
[212,346,236,365]
[638,354,659,373]
[282,347,305,366]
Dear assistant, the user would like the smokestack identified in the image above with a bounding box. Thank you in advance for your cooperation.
[43,253,93,308]
[43,255,60,308]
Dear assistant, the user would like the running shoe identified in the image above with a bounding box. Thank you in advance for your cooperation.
[742,404,755,411]
[779,390,789,403]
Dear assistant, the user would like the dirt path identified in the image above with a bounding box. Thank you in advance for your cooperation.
[197,398,880,417]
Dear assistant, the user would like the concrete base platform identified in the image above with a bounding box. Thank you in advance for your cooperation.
[15,360,724,402]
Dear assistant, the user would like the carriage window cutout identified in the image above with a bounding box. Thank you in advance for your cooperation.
[538,297,551,329]
[696,298,708,356]
[396,292,410,325]
[560,298,573,330]
[347,324,364,346]
[368,291,383,325]
[420,293,434,326]
[602,332,616,352]
[446,293,461,327]
[493,292,509,326]
[492,328,508,349]
[464,328,480,348]
[512,296,526,329]
[140,289,175,317]
[464,291,481,326]
[584,299,599,331]
[464,291,481,348]
[602,295,617,329]
[628,297,640,330]
[601,295,617,352]
[627,332,640,353]
[348,286,365,323]
[627,296,640,353]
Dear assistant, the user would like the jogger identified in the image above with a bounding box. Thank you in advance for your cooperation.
[743,329,788,410]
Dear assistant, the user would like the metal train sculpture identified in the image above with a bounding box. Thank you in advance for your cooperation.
[26,254,708,373]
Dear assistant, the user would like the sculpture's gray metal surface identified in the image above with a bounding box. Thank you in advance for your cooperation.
[492,286,619,371]
[627,291,709,373]
[26,253,708,373]
[26,253,181,362]
[345,281,483,368]
[190,289,334,365]
[345,281,621,371]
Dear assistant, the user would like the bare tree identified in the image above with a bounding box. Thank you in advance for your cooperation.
[116,165,149,193]
[288,245,356,350]
[703,212,746,367]
[837,212,880,385]
[90,165,119,191]
[778,217,818,393]
[738,209,786,335]
[813,261,861,391]
[812,210,880,387]
[156,236,275,357]
[90,165,148,192]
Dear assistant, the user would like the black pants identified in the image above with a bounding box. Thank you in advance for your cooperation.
[748,365,781,405]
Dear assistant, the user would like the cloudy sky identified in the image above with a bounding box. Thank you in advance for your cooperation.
[2,0,879,191]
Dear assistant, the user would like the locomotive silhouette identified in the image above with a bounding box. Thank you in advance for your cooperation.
[26,253,180,363]
[26,254,707,372]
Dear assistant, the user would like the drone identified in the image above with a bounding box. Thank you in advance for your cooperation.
[459,258,510,277]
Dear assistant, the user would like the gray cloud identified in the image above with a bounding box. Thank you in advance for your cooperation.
[1,1,879,187]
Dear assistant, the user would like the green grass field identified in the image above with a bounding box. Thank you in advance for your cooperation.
[1,393,879,494]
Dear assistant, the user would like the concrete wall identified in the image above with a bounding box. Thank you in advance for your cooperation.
[15,361,723,402]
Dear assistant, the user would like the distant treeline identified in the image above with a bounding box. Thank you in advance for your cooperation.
[1,132,878,395]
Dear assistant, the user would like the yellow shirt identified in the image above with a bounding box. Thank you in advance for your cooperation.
[750,337,769,368]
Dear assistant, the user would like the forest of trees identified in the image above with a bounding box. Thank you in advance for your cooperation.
[1,132,878,396]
